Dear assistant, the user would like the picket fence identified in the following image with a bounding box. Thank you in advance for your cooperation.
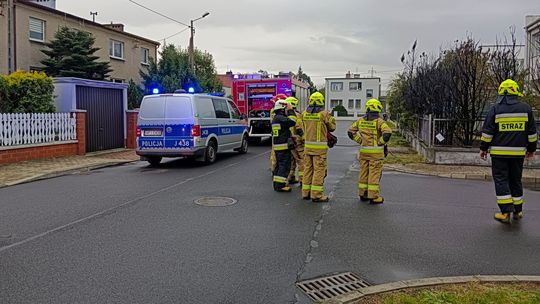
[0,113,77,147]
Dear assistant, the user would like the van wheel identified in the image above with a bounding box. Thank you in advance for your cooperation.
[147,156,162,166]
[238,135,248,154]
[204,141,217,164]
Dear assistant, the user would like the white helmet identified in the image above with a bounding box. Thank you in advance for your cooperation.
[273,100,288,111]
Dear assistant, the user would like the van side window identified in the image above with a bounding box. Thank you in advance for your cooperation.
[227,100,241,119]
[197,97,216,118]
[212,99,231,119]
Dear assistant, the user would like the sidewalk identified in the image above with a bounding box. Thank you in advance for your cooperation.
[0,149,139,187]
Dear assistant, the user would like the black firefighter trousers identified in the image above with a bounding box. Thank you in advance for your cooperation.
[273,150,292,190]
[492,157,525,213]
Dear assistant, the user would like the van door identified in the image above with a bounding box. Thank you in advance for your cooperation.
[164,96,195,150]
[138,96,166,150]
[194,96,217,146]
[211,98,233,148]
[227,99,246,145]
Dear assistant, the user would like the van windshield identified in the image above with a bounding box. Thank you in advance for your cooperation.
[139,96,193,120]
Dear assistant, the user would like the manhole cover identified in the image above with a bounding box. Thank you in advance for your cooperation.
[194,197,237,207]
[296,272,370,302]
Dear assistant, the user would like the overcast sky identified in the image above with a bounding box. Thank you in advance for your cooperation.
[58,0,540,88]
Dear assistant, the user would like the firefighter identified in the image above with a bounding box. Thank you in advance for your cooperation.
[285,96,304,184]
[272,99,297,192]
[348,99,392,204]
[302,92,336,202]
[270,94,289,175]
[480,79,537,223]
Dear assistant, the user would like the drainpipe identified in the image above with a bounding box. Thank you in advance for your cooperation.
[7,0,13,73]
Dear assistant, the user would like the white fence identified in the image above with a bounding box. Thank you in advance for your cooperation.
[0,113,77,147]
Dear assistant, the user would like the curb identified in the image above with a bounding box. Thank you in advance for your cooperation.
[384,165,540,186]
[324,275,540,304]
[0,159,136,188]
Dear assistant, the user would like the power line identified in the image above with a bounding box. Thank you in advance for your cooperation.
[159,27,190,42]
[127,0,190,27]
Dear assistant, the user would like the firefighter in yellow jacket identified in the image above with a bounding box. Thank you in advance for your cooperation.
[302,92,336,202]
[348,99,392,204]
[285,96,304,184]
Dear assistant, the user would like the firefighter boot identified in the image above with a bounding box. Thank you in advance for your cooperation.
[360,191,369,202]
[370,196,384,205]
[312,196,329,203]
[513,211,524,220]
[288,178,300,185]
[494,212,511,223]
[276,186,292,193]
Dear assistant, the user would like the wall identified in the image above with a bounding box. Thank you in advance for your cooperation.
[525,15,540,80]
[325,77,381,114]
[8,2,158,84]
[0,111,86,164]
[0,1,9,73]
[403,130,540,168]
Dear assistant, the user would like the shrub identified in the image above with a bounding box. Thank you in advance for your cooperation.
[332,105,348,116]
[0,71,55,113]
[127,79,144,110]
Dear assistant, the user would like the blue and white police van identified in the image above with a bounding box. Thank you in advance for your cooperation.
[136,92,249,166]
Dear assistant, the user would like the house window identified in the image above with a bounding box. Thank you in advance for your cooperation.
[109,39,124,59]
[330,99,342,108]
[141,47,150,65]
[349,82,362,91]
[366,89,374,98]
[355,99,362,109]
[29,17,45,42]
[330,82,343,91]
[111,78,125,83]
[348,99,354,109]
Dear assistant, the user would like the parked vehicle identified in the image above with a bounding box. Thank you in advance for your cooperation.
[136,93,249,166]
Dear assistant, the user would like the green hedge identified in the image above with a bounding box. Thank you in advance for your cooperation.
[0,71,55,113]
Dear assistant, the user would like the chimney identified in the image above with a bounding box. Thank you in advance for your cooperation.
[103,23,125,32]
[346,71,351,78]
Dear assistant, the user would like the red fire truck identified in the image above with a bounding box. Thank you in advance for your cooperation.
[231,75,292,141]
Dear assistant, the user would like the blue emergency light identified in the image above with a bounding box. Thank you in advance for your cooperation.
[188,87,195,93]
[152,88,160,94]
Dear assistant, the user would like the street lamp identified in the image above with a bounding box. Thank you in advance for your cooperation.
[189,12,210,73]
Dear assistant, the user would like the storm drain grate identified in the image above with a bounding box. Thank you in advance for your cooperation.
[296,272,370,302]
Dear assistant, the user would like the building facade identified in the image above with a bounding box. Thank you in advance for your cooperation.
[324,74,381,115]
[1,0,159,84]
[526,15,540,83]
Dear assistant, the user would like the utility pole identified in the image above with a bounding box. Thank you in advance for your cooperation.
[189,19,195,72]
[368,67,377,78]
[188,12,210,74]
[90,11,98,22]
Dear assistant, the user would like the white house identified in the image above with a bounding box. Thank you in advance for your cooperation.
[324,74,381,115]
[526,15,540,83]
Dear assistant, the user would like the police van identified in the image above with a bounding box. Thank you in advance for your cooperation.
[136,93,249,166]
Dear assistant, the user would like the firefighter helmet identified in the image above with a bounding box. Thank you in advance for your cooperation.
[273,94,288,102]
[498,79,524,97]
[365,99,383,113]
[273,100,288,111]
[309,92,325,106]
[285,96,299,109]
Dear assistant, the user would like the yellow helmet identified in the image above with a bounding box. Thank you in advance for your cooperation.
[285,96,299,109]
[498,79,524,97]
[365,98,383,113]
[309,92,325,106]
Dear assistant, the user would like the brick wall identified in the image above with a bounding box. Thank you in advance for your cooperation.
[0,143,78,165]
[126,110,139,149]
[0,111,87,165]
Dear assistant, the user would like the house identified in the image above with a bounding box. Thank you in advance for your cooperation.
[325,73,381,115]
[0,0,159,84]
[526,15,540,85]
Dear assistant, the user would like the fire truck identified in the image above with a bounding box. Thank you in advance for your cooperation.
[231,75,292,141]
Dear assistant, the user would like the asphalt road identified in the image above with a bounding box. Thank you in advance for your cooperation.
[1,121,539,303]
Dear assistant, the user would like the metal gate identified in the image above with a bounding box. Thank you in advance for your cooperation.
[76,86,124,152]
